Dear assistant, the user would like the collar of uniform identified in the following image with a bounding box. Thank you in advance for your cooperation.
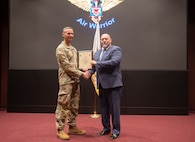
[62,41,71,49]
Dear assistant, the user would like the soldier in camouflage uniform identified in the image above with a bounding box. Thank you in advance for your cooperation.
[55,26,89,140]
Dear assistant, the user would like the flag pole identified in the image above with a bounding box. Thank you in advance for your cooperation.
[90,91,100,118]
[90,21,100,118]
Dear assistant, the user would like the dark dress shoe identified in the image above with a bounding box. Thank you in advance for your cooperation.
[110,134,119,140]
[98,130,111,136]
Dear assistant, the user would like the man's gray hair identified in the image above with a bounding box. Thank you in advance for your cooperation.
[63,26,73,32]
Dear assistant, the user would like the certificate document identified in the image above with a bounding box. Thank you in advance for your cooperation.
[77,50,93,69]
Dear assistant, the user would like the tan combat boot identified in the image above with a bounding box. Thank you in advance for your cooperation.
[68,126,86,135]
[57,130,70,140]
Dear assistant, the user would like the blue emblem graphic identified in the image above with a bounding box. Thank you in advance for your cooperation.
[90,0,103,17]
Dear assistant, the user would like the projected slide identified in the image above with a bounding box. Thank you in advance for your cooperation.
[9,0,187,70]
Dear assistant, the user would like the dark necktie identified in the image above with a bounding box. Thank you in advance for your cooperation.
[100,49,106,61]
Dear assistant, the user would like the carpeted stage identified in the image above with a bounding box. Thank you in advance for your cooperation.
[0,110,195,142]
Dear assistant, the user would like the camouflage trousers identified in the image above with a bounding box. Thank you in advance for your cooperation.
[55,83,80,131]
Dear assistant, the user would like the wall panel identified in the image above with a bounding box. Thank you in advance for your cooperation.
[7,70,188,114]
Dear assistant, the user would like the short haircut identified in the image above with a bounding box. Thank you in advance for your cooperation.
[63,26,73,32]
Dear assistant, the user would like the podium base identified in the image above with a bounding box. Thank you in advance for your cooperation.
[90,113,100,118]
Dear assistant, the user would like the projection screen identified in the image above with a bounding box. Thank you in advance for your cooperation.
[9,0,187,70]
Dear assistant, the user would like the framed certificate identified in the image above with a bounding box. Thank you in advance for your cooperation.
[77,50,93,69]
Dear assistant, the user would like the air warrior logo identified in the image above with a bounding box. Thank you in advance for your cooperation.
[68,0,124,29]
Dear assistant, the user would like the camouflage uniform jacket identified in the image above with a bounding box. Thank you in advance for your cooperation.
[56,41,83,86]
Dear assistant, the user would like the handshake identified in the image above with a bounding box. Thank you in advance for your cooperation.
[81,60,97,80]
[81,69,91,80]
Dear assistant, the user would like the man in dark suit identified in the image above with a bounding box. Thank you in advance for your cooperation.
[90,33,123,140]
